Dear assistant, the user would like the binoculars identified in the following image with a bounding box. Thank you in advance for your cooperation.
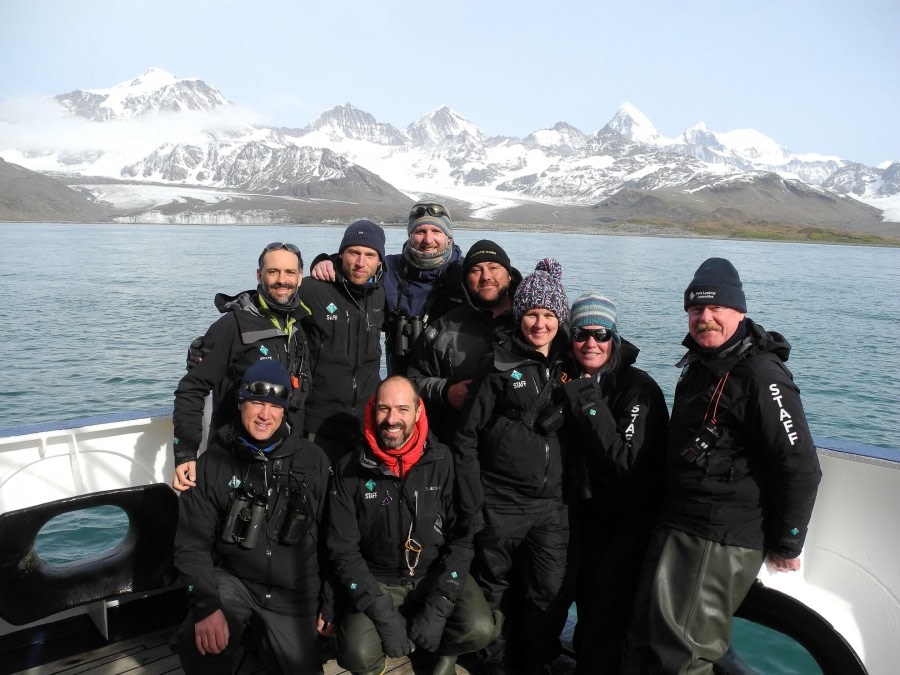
[221,488,268,549]
[390,315,424,357]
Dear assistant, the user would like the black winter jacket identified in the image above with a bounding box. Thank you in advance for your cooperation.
[562,339,669,520]
[662,318,821,557]
[298,264,385,439]
[453,332,574,521]
[173,290,311,465]
[327,433,473,619]
[174,422,330,621]
[407,268,522,444]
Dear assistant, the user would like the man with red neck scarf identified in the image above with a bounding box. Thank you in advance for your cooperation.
[327,376,498,675]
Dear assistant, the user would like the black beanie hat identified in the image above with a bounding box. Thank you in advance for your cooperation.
[237,359,293,408]
[684,257,747,312]
[463,239,512,274]
[339,219,386,261]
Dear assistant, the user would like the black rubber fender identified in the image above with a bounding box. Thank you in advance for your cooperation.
[0,483,178,625]
[735,579,868,675]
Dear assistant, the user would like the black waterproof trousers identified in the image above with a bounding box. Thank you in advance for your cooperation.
[474,493,570,668]
[170,569,318,674]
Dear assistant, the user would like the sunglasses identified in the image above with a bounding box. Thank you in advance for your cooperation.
[242,381,291,401]
[409,203,449,220]
[259,242,303,268]
[573,327,613,343]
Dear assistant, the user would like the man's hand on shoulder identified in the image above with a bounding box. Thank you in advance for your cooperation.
[194,608,229,655]
[312,258,336,282]
[185,337,209,371]
[173,461,197,491]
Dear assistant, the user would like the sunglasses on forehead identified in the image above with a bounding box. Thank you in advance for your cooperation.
[258,242,303,268]
[242,381,291,401]
[573,326,613,343]
[409,203,449,220]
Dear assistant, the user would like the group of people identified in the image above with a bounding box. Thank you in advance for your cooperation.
[169,202,822,675]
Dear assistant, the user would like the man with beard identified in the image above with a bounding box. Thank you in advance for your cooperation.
[407,240,521,444]
[298,220,386,464]
[621,257,822,675]
[311,202,465,375]
[172,242,311,492]
[327,376,498,675]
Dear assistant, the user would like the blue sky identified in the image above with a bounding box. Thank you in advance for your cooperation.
[1,0,897,166]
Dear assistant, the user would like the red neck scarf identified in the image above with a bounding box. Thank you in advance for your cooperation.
[363,396,429,477]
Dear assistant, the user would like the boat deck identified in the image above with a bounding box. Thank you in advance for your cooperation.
[11,624,576,674]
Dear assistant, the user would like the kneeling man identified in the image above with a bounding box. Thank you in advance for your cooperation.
[327,376,498,675]
[170,359,330,673]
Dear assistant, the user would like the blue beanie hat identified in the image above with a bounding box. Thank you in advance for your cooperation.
[571,293,617,331]
[339,219,386,261]
[684,257,747,312]
[513,258,569,324]
[237,359,292,408]
[407,202,453,239]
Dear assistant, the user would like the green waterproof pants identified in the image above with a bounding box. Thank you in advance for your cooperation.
[336,573,500,675]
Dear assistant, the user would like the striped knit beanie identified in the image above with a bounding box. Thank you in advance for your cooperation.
[513,258,569,324]
[571,293,617,331]
[407,203,454,239]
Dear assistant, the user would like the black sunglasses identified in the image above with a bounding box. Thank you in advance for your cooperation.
[573,327,613,343]
[258,242,303,268]
[242,380,291,401]
[409,203,449,220]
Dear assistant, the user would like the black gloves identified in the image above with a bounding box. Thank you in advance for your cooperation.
[367,594,414,658]
[408,593,455,652]
[185,336,209,371]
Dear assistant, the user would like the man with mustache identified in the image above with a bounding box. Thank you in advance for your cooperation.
[298,220,386,464]
[622,257,822,675]
[407,240,521,445]
[172,242,311,492]
[327,376,497,675]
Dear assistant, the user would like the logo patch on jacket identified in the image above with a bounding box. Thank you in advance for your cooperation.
[326,303,337,314]
[365,479,376,491]
[259,345,269,356]
[511,370,523,381]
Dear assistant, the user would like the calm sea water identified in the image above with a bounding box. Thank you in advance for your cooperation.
[1,223,897,448]
[2,223,898,673]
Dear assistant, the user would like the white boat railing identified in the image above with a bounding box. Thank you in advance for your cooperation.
[0,413,897,673]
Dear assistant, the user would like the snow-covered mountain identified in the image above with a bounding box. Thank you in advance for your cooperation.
[2,68,898,232]
[54,68,230,122]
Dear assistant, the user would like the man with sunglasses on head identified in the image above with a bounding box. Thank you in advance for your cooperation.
[170,359,330,674]
[311,202,465,375]
[297,220,387,464]
[173,242,311,492]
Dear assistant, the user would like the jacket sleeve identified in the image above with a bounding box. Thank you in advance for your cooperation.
[407,324,451,415]
[173,453,227,621]
[427,452,474,603]
[564,373,669,476]
[325,465,389,616]
[750,357,822,558]
[450,371,499,526]
[172,315,235,464]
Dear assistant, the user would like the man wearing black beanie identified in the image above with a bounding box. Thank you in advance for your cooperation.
[622,257,822,675]
[408,240,521,445]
